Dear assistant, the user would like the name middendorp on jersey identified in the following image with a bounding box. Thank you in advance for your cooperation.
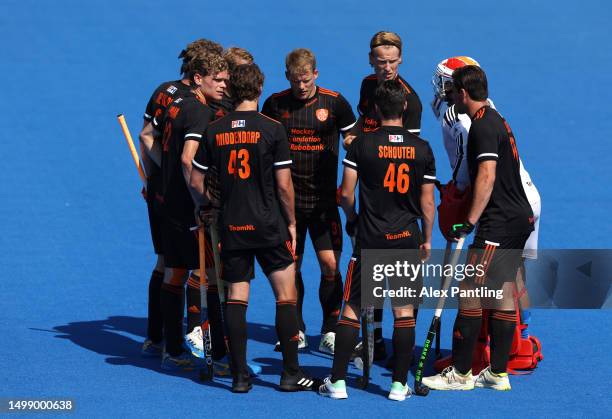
[262,86,356,210]
[192,111,293,250]
[343,126,436,249]
[357,74,422,135]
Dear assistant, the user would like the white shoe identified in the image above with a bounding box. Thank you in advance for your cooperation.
[185,326,204,358]
[318,377,348,400]
[275,331,308,351]
[474,366,511,391]
[421,366,475,390]
[388,381,412,401]
[318,332,335,354]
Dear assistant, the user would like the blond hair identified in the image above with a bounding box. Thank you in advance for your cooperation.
[224,47,254,74]
[369,31,402,55]
[285,48,316,75]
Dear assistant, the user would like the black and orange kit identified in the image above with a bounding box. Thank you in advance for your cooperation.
[357,74,422,134]
[342,126,437,305]
[192,110,295,282]
[465,105,534,284]
[262,86,356,254]
[142,80,192,254]
[153,94,213,269]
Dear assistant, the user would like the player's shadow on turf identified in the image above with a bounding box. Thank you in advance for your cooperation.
[41,316,324,389]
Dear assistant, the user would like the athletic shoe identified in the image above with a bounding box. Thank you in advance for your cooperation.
[474,366,511,391]
[232,374,252,393]
[274,331,308,352]
[318,376,348,400]
[421,366,475,390]
[141,339,163,357]
[279,370,318,392]
[185,326,204,358]
[161,350,204,371]
[318,332,335,355]
[388,381,412,401]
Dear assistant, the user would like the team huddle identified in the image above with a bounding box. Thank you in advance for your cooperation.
[132,31,542,400]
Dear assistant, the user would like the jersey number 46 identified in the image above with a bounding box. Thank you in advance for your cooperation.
[383,163,410,193]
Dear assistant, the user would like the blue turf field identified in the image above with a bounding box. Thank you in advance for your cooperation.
[1,0,611,417]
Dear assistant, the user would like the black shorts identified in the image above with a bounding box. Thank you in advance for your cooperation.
[161,218,199,269]
[145,174,163,255]
[221,241,296,283]
[466,234,530,286]
[295,206,343,255]
[343,223,423,308]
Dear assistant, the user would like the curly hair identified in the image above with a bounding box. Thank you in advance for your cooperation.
[179,39,223,75]
[187,50,229,83]
[231,64,264,102]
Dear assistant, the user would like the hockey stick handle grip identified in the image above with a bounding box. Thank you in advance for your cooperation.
[117,114,147,184]
[433,236,466,317]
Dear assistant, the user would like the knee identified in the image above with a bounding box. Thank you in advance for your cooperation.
[341,304,359,321]
[319,253,339,275]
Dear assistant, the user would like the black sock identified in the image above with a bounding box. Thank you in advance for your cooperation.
[392,317,415,384]
[186,273,200,334]
[489,310,517,374]
[160,283,185,356]
[374,308,383,341]
[147,270,164,343]
[319,273,343,333]
[295,271,305,332]
[226,299,248,378]
[207,284,227,360]
[331,317,360,382]
[452,309,482,375]
[276,300,300,375]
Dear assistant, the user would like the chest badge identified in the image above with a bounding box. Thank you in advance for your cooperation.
[316,108,329,122]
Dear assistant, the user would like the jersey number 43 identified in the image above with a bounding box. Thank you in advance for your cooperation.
[228,149,251,179]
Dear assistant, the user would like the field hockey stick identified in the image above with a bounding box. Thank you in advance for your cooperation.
[197,224,214,381]
[116,114,146,185]
[414,236,465,396]
[436,241,453,359]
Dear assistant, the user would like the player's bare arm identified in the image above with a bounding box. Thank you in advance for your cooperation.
[275,167,297,250]
[420,183,435,260]
[467,160,496,225]
[339,166,358,221]
[139,121,162,168]
[182,139,201,204]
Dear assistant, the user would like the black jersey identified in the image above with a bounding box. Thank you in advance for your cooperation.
[357,74,422,135]
[193,111,293,250]
[144,80,192,125]
[155,95,213,225]
[142,80,192,177]
[262,87,356,210]
[343,126,436,249]
[208,93,236,120]
[466,106,534,237]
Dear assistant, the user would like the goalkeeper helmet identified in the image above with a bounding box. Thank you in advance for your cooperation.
[432,56,480,102]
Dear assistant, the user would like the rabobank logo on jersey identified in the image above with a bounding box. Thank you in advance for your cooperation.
[232,120,246,128]
[389,134,404,143]
[166,85,178,94]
